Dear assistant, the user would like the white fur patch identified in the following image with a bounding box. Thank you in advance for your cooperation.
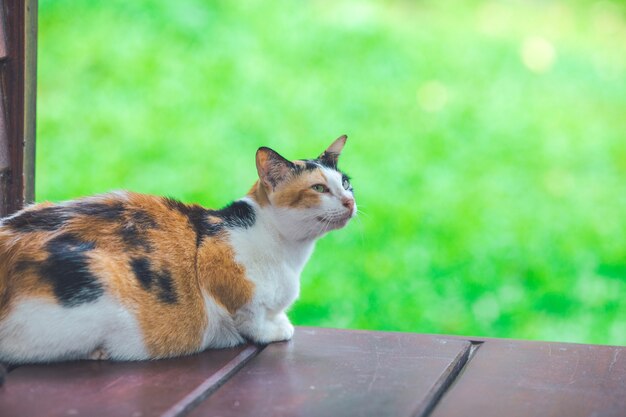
[200,292,245,349]
[0,296,148,363]
[222,198,313,343]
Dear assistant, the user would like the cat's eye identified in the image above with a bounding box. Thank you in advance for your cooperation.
[342,178,351,190]
[312,184,329,193]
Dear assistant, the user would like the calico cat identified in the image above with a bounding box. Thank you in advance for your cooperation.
[0,136,355,364]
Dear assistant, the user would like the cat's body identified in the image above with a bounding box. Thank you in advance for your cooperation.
[0,136,355,364]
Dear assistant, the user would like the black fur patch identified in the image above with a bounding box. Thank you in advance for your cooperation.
[294,160,320,172]
[130,257,153,290]
[3,201,125,233]
[297,158,347,178]
[13,259,37,274]
[121,210,157,251]
[163,197,256,246]
[162,197,218,246]
[72,202,125,221]
[318,152,339,169]
[154,269,177,304]
[129,209,158,229]
[215,200,256,229]
[3,206,72,232]
[130,257,178,304]
[305,161,320,171]
[41,234,103,307]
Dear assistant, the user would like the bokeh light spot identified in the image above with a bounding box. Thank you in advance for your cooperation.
[520,36,556,73]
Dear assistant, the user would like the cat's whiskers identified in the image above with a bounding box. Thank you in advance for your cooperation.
[354,214,366,245]
[314,214,329,235]
[318,213,333,236]
[297,215,325,240]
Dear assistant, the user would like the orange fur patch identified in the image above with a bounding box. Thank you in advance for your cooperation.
[0,230,55,320]
[197,236,254,315]
[273,170,325,209]
[247,180,270,207]
[115,193,208,358]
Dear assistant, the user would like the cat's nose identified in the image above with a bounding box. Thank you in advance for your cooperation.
[342,197,355,212]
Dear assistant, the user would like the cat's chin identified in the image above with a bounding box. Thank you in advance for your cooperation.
[316,215,351,230]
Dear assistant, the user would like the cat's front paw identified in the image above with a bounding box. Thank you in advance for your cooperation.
[253,315,294,344]
[272,316,294,342]
[235,311,295,345]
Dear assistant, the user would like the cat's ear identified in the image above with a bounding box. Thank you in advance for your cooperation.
[318,135,347,169]
[256,147,294,189]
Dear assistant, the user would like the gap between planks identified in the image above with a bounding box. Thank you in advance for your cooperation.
[414,340,483,417]
[161,344,264,417]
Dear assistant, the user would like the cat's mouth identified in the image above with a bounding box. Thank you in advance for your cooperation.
[316,214,351,228]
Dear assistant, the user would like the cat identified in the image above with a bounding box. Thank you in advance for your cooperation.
[0,135,355,365]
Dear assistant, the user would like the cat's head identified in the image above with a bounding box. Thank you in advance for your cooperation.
[250,135,356,241]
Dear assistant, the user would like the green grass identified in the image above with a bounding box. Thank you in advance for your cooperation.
[37,0,626,345]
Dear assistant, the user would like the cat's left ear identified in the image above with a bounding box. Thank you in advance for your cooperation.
[318,135,347,169]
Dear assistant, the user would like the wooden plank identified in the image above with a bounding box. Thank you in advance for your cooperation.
[161,346,260,417]
[0,345,261,417]
[431,339,626,417]
[189,327,472,417]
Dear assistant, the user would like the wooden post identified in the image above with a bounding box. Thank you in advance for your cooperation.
[0,0,37,217]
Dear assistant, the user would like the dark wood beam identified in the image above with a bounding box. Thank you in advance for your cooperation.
[0,0,37,217]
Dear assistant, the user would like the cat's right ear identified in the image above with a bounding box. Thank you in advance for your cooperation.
[256,147,294,189]
[318,135,347,169]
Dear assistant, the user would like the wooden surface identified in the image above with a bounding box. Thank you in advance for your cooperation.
[431,338,626,417]
[0,345,260,417]
[189,328,472,417]
[1,327,625,417]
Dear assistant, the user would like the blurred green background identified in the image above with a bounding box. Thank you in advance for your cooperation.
[37,0,626,345]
